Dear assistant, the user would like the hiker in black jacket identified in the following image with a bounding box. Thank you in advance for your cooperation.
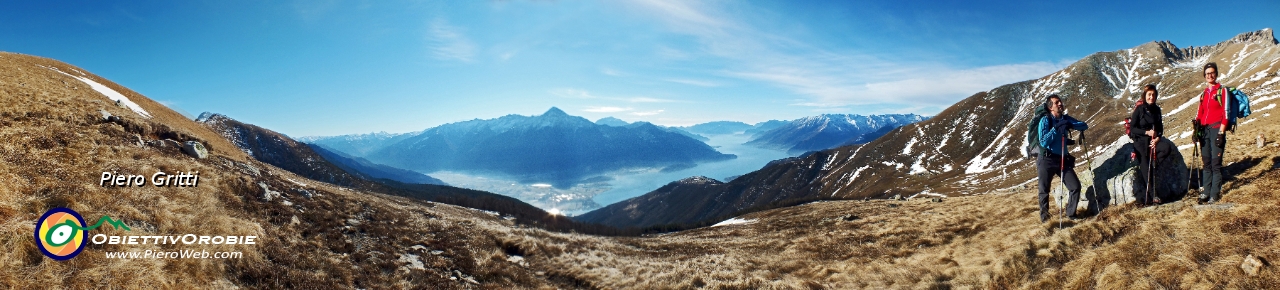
[1129,84,1173,205]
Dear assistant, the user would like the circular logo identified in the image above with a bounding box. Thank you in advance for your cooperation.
[34,208,88,260]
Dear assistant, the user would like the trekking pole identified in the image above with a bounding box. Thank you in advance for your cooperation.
[1059,133,1067,229]
[1191,141,1199,196]
[1082,131,1098,215]
[1152,141,1162,204]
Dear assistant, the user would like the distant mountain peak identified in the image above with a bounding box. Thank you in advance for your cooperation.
[1231,28,1276,45]
[595,116,629,127]
[677,176,722,185]
[195,112,225,123]
[542,107,569,117]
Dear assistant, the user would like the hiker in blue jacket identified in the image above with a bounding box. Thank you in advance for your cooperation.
[1037,94,1089,222]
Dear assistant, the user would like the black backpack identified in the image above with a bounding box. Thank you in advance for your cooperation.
[1025,103,1050,159]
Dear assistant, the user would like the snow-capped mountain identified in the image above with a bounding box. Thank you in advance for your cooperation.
[363,107,736,188]
[299,130,420,157]
[580,28,1280,228]
[746,114,929,154]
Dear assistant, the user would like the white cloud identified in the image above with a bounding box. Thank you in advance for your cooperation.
[664,78,720,87]
[601,67,625,76]
[630,109,665,116]
[628,97,680,103]
[426,18,476,62]
[550,88,681,103]
[622,0,1067,110]
[583,106,634,113]
[550,88,597,99]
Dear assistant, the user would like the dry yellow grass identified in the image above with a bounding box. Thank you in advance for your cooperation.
[3,50,1278,289]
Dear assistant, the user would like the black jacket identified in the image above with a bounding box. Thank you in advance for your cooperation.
[1129,102,1164,144]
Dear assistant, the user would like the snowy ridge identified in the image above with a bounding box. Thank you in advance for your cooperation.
[44,66,152,118]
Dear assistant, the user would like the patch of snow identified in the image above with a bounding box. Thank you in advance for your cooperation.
[909,190,946,199]
[847,166,869,185]
[46,67,152,118]
[1167,96,1200,116]
[964,155,995,174]
[1254,103,1276,113]
[1253,93,1279,105]
[909,159,927,175]
[712,218,757,227]
[902,136,918,155]
[286,178,308,187]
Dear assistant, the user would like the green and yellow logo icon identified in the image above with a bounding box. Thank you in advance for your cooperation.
[34,208,130,260]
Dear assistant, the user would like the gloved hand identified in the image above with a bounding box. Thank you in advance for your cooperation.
[1191,119,1204,142]
[1053,118,1073,133]
[1216,133,1226,149]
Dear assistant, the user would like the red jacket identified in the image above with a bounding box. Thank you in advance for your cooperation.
[1197,84,1229,129]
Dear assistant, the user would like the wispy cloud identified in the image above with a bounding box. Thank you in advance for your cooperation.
[583,106,634,113]
[630,109,665,116]
[426,18,476,62]
[550,88,681,103]
[601,67,625,76]
[623,0,1065,110]
[664,78,720,87]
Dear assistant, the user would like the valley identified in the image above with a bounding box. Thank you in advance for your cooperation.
[424,133,794,215]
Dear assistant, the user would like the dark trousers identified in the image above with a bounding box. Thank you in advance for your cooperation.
[1200,127,1225,200]
[1133,138,1173,204]
[1038,153,1081,222]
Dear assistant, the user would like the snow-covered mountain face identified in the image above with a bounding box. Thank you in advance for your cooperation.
[579,29,1280,228]
[806,29,1280,200]
[746,114,929,154]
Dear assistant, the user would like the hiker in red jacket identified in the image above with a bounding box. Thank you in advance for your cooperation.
[1195,62,1228,204]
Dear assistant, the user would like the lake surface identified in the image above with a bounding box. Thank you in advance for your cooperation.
[589,133,794,207]
[429,133,795,215]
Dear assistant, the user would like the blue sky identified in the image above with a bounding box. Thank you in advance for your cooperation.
[3,0,1277,137]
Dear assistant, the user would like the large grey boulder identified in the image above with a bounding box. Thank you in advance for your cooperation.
[182,141,209,159]
[1055,137,1189,213]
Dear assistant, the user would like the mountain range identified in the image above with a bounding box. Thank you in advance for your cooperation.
[745,114,929,154]
[299,131,418,157]
[579,28,1280,229]
[350,107,735,188]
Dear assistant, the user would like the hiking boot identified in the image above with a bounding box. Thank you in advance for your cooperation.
[1199,193,1210,203]
[1207,198,1220,204]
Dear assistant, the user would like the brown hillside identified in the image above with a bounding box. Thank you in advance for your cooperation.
[0,52,574,288]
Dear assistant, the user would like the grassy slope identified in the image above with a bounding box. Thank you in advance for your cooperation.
[0,52,569,289]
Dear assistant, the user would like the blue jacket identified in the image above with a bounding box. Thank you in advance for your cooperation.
[1038,114,1088,156]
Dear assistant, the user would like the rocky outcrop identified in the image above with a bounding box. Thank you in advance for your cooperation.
[1057,138,1188,213]
[182,141,209,159]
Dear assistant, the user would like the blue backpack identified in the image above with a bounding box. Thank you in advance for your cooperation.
[1217,86,1251,127]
